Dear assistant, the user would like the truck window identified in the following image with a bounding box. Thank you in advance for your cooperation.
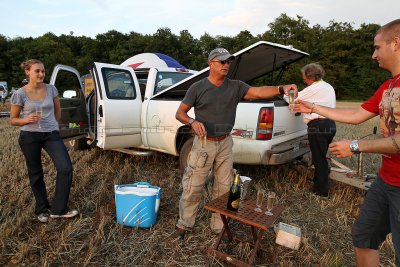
[54,70,82,99]
[154,72,193,95]
[101,68,137,100]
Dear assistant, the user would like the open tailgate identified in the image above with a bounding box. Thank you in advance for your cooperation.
[152,41,308,99]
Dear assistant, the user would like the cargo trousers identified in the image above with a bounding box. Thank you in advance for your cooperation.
[177,135,233,233]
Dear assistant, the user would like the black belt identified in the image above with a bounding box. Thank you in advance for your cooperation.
[307,118,328,125]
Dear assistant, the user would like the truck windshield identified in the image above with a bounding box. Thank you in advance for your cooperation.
[154,72,193,95]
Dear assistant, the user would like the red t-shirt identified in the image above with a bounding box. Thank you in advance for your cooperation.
[361,73,400,187]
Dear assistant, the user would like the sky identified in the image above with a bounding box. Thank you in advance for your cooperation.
[1,0,398,39]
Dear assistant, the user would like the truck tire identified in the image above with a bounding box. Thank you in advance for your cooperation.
[179,137,194,174]
[65,138,88,151]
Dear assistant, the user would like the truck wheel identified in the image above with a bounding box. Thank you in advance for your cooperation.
[179,137,194,174]
[65,138,88,151]
[300,151,312,167]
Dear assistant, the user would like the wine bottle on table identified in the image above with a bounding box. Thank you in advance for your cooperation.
[227,172,241,211]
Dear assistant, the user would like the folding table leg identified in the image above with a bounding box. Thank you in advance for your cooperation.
[212,215,231,250]
[251,225,258,241]
[220,215,233,241]
[248,229,265,265]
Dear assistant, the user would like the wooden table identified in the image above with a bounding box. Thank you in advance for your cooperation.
[204,193,284,267]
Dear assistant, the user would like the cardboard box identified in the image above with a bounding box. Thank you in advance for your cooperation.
[275,222,301,250]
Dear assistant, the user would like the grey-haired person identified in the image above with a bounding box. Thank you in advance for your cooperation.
[173,47,298,238]
[296,63,336,198]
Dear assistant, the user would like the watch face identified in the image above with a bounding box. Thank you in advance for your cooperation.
[350,140,359,152]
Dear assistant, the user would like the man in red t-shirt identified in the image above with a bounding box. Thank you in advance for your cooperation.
[295,19,400,266]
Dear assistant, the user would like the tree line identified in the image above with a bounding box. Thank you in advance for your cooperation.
[0,14,390,100]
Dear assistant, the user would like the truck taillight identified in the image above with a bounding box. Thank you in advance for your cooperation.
[257,107,274,140]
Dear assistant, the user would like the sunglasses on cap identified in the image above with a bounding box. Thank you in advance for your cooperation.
[211,59,232,65]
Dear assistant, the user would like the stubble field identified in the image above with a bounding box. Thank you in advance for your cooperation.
[0,101,396,266]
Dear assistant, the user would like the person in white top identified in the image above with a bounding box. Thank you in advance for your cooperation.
[297,63,336,198]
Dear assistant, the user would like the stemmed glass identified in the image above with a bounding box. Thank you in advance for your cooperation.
[288,89,295,108]
[35,105,43,129]
[265,192,276,216]
[254,189,265,212]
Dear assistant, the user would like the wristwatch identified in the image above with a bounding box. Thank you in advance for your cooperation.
[278,85,285,95]
[350,140,360,154]
[188,118,195,126]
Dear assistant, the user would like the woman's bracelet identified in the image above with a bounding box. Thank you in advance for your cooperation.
[310,103,315,114]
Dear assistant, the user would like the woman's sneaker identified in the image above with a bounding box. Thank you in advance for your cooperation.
[50,210,79,219]
[37,212,49,223]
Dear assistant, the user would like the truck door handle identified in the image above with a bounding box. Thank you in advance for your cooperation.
[99,105,103,117]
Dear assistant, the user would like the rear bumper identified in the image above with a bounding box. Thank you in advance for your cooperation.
[264,136,309,165]
[232,134,310,165]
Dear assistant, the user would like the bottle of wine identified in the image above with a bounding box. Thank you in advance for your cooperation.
[227,172,241,211]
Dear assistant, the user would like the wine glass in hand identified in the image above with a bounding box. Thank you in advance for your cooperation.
[254,189,265,212]
[288,89,295,112]
[265,192,276,216]
[35,105,43,128]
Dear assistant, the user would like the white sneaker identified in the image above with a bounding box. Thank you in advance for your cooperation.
[50,210,79,219]
[37,213,49,223]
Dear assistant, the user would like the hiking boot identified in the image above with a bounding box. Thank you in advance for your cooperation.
[37,212,49,223]
[50,209,79,219]
[170,227,187,239]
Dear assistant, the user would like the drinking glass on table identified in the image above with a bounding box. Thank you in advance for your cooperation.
[254,189,265,212]
[35,105,43,129]
[265,192,276,216]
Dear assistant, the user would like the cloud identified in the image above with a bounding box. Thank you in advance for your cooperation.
[1,0,397,39]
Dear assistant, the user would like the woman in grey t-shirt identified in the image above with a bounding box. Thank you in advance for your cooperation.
[10,59,78,223]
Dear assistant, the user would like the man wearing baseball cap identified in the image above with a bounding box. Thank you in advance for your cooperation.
[207,48,235,62]
[173,47,297,239]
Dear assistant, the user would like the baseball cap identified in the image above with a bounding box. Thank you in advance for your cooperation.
[207,48,235,62]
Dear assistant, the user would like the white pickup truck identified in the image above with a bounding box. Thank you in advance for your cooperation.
[51,41,310,170]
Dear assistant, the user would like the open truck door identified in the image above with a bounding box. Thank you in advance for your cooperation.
[50,65,89,140]
[91,62,142,149]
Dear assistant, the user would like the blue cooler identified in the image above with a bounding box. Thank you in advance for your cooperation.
[114,182,161,228]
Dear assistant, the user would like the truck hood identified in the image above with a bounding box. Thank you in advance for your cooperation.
[152,41,308,99]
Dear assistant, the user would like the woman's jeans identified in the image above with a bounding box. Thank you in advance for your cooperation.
[18,131,73,215]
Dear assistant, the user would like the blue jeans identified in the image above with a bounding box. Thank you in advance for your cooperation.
[18,131,73,215]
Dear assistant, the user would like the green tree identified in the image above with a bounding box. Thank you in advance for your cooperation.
[95,30,128,63]
[346,23,389,100]
[148,28,180,59]
[0,35,10,82]
[0,15,389,100]
[177,30,201,69]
